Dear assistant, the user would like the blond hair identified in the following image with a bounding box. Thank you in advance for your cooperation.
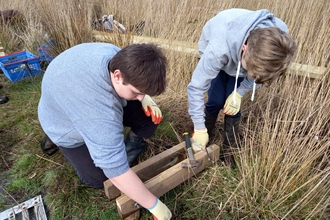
[244,27,297,86]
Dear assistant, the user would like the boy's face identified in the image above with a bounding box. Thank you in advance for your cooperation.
[241,56,254,79]
[241,54,248,71]
[241,44,255,80]
[111,70,145,101]
[241,44,248,70]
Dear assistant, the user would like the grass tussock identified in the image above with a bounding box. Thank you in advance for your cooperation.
[0,0,329,219]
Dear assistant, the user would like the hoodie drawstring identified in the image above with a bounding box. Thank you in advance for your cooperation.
[251,81,256,101]
[233,61,240,104]
[234,61,256,102]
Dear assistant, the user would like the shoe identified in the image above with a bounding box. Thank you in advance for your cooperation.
[125,130,147,167]
[0,95,9,104]
[40,136,59,155]
[204,109,218,141]
[221,116,240,167]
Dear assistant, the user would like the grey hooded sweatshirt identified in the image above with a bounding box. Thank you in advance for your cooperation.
[38,43,130,178]
[187,8,289,129]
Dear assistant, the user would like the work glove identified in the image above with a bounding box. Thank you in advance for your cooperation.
[191,128,209,152]
[141,95,162,124]
[223,92,242,116]
[148,198,172,220]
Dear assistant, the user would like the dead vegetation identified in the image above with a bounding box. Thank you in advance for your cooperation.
[0,0,329,219]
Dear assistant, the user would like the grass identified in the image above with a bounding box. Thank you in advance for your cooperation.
[0,0,330,219]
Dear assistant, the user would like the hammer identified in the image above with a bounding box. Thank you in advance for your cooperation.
[181,132,202,169]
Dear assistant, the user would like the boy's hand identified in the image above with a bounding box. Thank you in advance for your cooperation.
[141,95,162,124]
[223,92,242,116]
[191,141,205,153]
[148,198,172,220]
[191,128,208,151]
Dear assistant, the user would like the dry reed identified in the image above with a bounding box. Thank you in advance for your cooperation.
[0,0,329,219]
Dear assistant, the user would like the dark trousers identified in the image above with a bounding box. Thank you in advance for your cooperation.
[59,100,157,188]
[205,70,244,118]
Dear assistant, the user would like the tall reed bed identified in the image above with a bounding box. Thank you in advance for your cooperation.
[0,0,328,218]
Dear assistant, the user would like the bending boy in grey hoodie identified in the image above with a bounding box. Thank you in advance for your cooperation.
[38,43,171,219]
[187,8,297,166]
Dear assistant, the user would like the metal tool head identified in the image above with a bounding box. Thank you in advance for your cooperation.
[181,159,202,169]
[181,132,203,169]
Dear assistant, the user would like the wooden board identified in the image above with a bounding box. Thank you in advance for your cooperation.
[0,195,47,220]
[115,144,220,219]
[93,31,326,79]
[104,142,187,200]
[288,63,327,79]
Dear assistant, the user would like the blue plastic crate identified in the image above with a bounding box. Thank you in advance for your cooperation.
[38,40,55,63]
[0,50,42,82]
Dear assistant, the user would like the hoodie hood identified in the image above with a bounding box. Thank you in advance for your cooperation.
[226,9,277,63]
[226,9,281,102]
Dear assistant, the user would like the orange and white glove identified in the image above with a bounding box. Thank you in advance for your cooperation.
[223,92,242,116]
[191,128,209,152]
[148,198,172,220]
[141,95,162,124]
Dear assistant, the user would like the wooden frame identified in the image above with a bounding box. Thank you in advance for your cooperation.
[104,142,187,200]
[103,142,220,219]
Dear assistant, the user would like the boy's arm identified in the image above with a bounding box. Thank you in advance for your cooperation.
[110,168,172,219]
[188,45,228,130]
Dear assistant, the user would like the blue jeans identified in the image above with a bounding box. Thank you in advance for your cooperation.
[205,70,244,118]
[59,100,157,188]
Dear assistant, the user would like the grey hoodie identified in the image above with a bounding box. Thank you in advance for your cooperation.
[187,8,288,129]
[38,43,129,178]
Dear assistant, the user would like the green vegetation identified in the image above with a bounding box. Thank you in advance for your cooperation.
[0,0,329,219]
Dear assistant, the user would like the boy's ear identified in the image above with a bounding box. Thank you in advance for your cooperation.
[242,44,248,52]
[112,69,123,83]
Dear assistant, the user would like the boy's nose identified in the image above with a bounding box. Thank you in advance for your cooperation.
[136,94,145,101]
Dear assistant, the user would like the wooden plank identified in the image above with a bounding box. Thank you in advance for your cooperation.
[0,195,47,220]
[104,142,187,200]
[289,63,327,79]
[115,144,220,219]
[104,179,122,201]
[93,31,198,55]
[93,31,326,78]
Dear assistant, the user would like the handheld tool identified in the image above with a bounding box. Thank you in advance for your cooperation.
[181,132,202,169]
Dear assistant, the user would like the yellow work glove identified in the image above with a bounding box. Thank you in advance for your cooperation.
[148,198,172,220]
[141,95,162,124]
[191,128,209,152]
[223,92,242,116]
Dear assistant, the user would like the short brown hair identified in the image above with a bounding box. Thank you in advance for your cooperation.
[109,43,168,96]
[244,27,297,86]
